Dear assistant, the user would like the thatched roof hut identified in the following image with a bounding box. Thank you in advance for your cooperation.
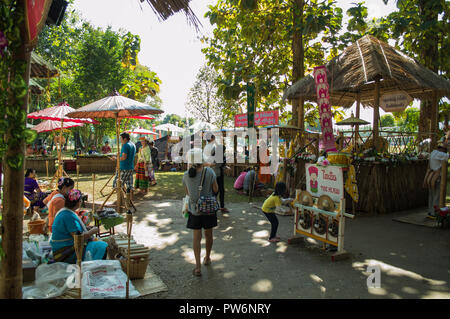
[283,35,450,108]
[30,51,59,78]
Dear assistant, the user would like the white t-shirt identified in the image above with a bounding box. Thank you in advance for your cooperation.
[429,150,449,171]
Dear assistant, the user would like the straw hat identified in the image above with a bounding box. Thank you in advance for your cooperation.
[317,195,335,211]
[298,191,313,207]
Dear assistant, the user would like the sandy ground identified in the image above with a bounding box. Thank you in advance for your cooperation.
[111,198,450,299]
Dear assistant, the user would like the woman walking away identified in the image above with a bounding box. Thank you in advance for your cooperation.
[135,137,151,194]
[50,189,108,263]
[183,148,219,276]
[261,182,293,242]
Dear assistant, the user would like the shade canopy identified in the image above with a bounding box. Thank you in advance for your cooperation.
[188,121,217,131]
[336,113,370,126]
[128,115,155,120]
[28,102,98,124]
[283,35,450,107]
[29,78,44,95]
[127,128,157,135]
[154,123,185,132]
[66,93,164,119]
[32,119,84,133]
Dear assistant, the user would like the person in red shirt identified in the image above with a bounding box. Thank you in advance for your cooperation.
[101,141,112,154]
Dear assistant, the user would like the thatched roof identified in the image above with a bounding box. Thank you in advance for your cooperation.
[283,35,450,108]
[31,52,59,78]
[29,78,44,95]
[141,0,201,31]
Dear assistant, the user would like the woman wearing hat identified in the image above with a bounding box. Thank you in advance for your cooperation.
[135,137,151,194]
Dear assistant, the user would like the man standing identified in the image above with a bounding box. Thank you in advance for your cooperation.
[425,143,448,217]
[204,134,229,213]
[113,132,136,202]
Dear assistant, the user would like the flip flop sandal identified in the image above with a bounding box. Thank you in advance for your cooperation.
[193,268,202,276]
[203,258,211,265]
[268,238,280,243]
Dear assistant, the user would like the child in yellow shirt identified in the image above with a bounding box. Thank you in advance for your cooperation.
[261,182,292,242]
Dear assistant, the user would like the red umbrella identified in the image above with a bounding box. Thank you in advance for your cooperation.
[32,120,84,133]
[128,115,155,120]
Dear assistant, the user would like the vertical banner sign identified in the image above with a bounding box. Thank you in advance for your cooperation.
[313,66,337,152]
[247,83,255,128]
[25,0,53,47]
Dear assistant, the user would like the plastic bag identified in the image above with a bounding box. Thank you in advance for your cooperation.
[81,260,140,299]
[182,195,190,218]
[23,262,73,299]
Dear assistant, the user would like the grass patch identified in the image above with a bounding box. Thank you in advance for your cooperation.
[62,171,262,204]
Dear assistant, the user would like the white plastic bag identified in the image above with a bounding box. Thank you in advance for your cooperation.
[182,195,190,217]
[81,260,140,299]
[23,262,73,299]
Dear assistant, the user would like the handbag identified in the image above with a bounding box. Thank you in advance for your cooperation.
[423,167,441,189]
[196,168,219,215]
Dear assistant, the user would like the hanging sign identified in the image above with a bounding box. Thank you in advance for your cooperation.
[313,66,337,152]
[234,110,279,127]
[25,0,53,47]
[305,163,344,202]
[380,91,413,112]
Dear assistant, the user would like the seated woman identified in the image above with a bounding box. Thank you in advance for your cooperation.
[234,169,248,191]
[44,177,75,233]
[50,189,108,264]
[24,169,48,211]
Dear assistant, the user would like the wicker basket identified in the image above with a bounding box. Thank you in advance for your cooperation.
[119,255,150,280]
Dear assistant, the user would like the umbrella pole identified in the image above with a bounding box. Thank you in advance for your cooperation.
[59,118,64,179]
[116,117,123,214]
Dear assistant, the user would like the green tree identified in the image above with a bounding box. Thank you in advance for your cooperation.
[380,114,395,127]
[202,0,344,125]
[393,107,420,132]
[186,65,239,129]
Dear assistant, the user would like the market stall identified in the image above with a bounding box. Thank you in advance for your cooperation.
[25,156,56,175]
[283,35,450,214]
[75,154,116,173]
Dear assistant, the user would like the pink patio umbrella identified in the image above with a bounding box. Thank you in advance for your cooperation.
[32,119,84,133]
[28,102,99,180]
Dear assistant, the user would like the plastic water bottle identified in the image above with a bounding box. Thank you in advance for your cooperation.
[184,211,189,219]
[85,251,93,261]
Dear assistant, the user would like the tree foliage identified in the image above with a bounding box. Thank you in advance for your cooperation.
[186,65,239,128]
[34,8,162,148]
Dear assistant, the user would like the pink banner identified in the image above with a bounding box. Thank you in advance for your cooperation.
[313,66,336,152]
[234,110,279,127]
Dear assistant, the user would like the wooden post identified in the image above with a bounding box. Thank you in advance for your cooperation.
[73,233,84,299]
[233,134,238,177]
[439,159,448,208]
[92,173,95,216]
[297,97,305,131]
[116,117,123,214]
[430,91,438,150]
[126,211,133,299]
[46,160,49,179]
[355,92,361,150]
[373,77,381,143]
[76,164,80,189]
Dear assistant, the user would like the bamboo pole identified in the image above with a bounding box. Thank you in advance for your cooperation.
[355,92,361,151]
[76,165,80,189]
[439,159,448,208]
[92,173,95,218]
[373,77,381,143]
[73,233,84,299]
[430,91,438,150]
[126,211,133,299]
[116,116,123,214]
[46,160,49,179]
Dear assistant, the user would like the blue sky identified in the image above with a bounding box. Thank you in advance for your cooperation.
[73,0,399,123]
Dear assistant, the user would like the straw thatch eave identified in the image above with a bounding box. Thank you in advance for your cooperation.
[30,51,59,78]
[141,0,201,31]
[283,35,450,108]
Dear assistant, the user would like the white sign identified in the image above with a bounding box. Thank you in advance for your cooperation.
[380,91,413,113]
[305,163,344,202]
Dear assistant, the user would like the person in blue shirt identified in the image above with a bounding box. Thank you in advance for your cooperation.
[50,189,108,263]
[113,132,136,201]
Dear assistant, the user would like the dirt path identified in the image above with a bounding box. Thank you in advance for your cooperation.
[114,199,450,299]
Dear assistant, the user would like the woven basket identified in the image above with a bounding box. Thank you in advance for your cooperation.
[119,256,150,280]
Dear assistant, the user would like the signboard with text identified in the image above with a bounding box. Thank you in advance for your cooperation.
[305,163,344,202]
[234,110,279,127]
[380,91,413,112]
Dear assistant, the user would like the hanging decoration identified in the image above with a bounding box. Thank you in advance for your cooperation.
[313,66,337,153]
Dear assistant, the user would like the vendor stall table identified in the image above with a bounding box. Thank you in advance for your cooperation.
[76,155,116,173]
[25,157,56,174]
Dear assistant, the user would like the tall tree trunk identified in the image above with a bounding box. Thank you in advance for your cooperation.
[0,1,31,298]
[292,0,304,129]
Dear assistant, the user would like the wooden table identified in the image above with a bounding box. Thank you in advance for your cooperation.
[25,157,56,174]
[76,155,116,173]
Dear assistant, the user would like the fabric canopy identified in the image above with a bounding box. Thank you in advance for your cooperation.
[32,120,84,133]
[28,102,98,124]
[154,123,185,132]
[127,128,157,135]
